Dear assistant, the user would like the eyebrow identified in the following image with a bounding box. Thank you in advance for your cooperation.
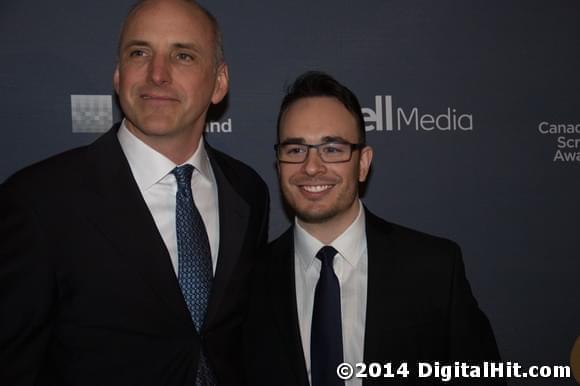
[279,136,350,145]
[173,42,201,52]
[279,137,305,145]
[321,136,349,143]
[121,39,150,49]
[121,40,202,53]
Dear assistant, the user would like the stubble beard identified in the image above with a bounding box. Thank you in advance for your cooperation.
[287,185,359,227]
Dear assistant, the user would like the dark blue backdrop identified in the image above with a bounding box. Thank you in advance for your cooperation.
[1,2,578,384]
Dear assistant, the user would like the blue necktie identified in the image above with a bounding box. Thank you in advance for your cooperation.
[311,246,344,386]
[173,165,216,386]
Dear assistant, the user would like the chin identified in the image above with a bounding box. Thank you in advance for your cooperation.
[295,206,339,224]
[133,119,180,137]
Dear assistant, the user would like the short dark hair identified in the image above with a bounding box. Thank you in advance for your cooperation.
[276,71,366,144]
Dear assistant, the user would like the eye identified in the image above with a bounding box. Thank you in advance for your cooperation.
[283,144,306,155]
[321,144,346,154]
[176,52,194,62]
[129,49,147,57]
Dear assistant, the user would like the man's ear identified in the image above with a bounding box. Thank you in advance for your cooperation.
[358,146,373,182]
[113,64,120,95]
[211,63,229,104]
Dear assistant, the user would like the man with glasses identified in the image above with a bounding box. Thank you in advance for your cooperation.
[244,71,502,385]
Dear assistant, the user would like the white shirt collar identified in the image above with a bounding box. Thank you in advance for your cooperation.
[117,120,212,191]
[294,200,366,271]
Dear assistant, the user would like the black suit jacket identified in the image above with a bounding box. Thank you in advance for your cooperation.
[244,209,502,385]
[0,127,269,386]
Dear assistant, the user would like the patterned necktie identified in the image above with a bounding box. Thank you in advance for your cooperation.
[311,245,344,386]
[172,165,216,386]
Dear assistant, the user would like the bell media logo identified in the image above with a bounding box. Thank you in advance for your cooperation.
[70,94,233,134]
[362,95,474,132]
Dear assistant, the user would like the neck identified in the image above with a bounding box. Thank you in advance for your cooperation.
[150,134,202,165]
[125,124,204,165]
[297,200,360,245]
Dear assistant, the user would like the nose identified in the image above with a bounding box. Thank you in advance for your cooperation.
[302,147,326,176]
[148,54,171,86]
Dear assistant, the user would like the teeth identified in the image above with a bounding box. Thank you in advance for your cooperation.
[302,185,332,193]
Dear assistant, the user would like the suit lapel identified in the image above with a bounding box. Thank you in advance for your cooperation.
[269,230,310,386]
[80,128,191,324]
[204,147,250,326]
[363,209,401,362]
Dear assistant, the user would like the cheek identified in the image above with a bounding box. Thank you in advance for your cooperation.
[279,166,297,185]
[116,76,133,96]
[336,164,357,181]
[118,65,145,84]
[340,166,361,194]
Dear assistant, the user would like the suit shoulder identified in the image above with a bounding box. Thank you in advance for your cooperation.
[393,223,460,252]
[366,209,462,259]
[267,227,293,252]
[2,146,88,191]
[366,210,467,288]
[208,145,269,197]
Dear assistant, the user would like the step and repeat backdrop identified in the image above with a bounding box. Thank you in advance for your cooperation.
[1,1,578,384]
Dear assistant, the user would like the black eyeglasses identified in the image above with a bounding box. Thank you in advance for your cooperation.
[274,141,365,163]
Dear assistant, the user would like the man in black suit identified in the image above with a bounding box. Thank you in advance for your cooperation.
[244,72,502,385]
[0,1,268,385]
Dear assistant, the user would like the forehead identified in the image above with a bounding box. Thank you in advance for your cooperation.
[120,0,214,48]
[279,96,359,142]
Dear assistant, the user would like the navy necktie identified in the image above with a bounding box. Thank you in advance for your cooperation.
[173,165,215,386]
[311,245,344,386]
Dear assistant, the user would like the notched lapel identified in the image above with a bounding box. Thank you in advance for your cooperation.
[204,153,250,326]
[80,129,191,324]
[270,231,309,386]
[363,210,401,362]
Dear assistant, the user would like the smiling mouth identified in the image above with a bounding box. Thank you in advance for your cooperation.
[300,184,333,193]
[141,95,178,102]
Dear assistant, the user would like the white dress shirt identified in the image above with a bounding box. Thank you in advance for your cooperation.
[117,121,220,274]
[294,201,368,386]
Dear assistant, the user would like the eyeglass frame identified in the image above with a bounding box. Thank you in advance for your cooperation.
[274,140,366,164]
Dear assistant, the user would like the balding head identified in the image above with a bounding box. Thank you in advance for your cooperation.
[118,0,224,66]
[113,0,229,164]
